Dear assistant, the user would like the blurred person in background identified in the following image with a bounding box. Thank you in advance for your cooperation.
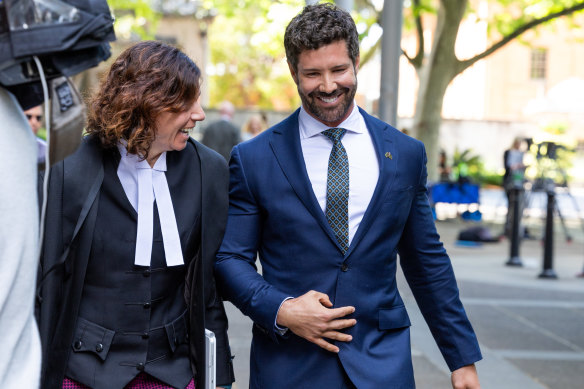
[241,113,267,141]
[503,137,527,237]
[36,41,234,389]
[439,150,452,182]
[201,100,241,161]
[24,104,47,165]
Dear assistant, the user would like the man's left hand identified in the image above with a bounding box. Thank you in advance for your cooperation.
[451,364,480,389]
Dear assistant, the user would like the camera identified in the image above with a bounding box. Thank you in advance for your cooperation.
[536,141,562,160]
[1,0,115,89]
[1,0,115,164]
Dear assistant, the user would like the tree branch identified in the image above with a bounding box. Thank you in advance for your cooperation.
[457,1,584,74]
[402,48,414,64]
[360,35,382,66]
[411,0,425,68]
[363,0,376,10]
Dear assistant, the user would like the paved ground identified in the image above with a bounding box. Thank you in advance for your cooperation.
[223,188,584,388]
[402,218,584,389]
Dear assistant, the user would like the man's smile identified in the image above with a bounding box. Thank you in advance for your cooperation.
[312,89,346,105]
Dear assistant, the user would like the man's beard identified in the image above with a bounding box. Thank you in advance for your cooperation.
[299,80,357,126]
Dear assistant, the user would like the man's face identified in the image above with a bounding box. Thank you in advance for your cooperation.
[289,40,359,127]
[24,105,43,135]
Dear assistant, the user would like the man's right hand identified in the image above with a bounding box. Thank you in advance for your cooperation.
[276,290,356,353]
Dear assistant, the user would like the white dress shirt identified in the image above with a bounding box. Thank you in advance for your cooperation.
[299,103,379,245]
[116,144,184,267]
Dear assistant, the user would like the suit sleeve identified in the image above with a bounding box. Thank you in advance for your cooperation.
[397,143,482,371]
[214,146,289,340]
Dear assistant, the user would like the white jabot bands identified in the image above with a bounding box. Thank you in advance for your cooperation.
[117,144,184,267]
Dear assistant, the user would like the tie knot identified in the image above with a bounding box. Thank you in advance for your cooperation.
[322,128,347,143]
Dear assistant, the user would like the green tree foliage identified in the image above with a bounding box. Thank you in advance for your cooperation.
[72,0,159,95]
[108,0,160,40]
[201,0,306,109]
[352,0,584,180]
[405,0,584,181]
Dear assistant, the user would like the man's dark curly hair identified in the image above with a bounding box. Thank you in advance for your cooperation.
[284,3,359,72]
[86,41,201,160]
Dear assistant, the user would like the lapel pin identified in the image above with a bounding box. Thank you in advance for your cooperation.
[385,152,392,159]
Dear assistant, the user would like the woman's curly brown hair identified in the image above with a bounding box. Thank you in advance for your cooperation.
[86,40,201,160]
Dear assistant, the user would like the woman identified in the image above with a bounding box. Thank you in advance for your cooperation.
[37,41,234,389]
[241,113,266,141]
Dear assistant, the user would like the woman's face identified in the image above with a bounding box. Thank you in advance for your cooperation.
[249,117,262,134]
[148,97,205,166]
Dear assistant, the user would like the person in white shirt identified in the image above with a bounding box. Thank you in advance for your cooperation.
[214,4,481,389]
[36,41,234,389]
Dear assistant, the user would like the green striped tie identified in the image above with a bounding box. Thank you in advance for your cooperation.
[322,128,349,254]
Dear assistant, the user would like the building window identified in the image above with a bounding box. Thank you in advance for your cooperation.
[530,48,547,80]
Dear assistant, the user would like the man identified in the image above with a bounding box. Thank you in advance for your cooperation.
[503,137,527,237]
[201,100,241,161]
[23,104,47,165]
[215,4,481,388]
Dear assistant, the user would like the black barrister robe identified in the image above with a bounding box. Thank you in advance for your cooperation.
[36,135,235,388]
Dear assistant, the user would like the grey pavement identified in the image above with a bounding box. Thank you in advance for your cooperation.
[224,187,584,389]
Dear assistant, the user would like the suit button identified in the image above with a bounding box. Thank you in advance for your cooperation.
[73,340,83,350]
[143,302,151,309]
[142,332,149,339]
[95,343,103,352]
[341,263,348,272]
[143,269,151,277]
[137,363,145,371]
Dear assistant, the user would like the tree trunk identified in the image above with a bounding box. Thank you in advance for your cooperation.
[412,0,467,182]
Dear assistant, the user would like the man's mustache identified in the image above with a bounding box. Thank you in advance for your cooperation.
[309,88,349,99]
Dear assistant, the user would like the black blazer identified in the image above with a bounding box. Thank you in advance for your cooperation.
[36,135,234,388]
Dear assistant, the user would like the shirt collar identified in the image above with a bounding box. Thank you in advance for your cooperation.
[117,142,167,172]
[299,102,363,139]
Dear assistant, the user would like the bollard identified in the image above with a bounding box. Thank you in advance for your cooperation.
[539,189,558,279]
[506,187,523,267]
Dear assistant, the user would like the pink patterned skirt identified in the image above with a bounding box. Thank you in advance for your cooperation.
[62,373,195,389]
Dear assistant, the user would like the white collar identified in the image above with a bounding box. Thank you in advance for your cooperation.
[118,143,167,174]
[117,143,183,267]
[299,102,363,139]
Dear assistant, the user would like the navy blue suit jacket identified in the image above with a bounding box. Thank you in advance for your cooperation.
[215,108,481,388]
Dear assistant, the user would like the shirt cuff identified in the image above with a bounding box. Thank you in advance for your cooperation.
[274,296,294,335]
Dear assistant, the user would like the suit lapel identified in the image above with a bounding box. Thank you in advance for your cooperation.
[269,110,340,249]
[345,108,397,258]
